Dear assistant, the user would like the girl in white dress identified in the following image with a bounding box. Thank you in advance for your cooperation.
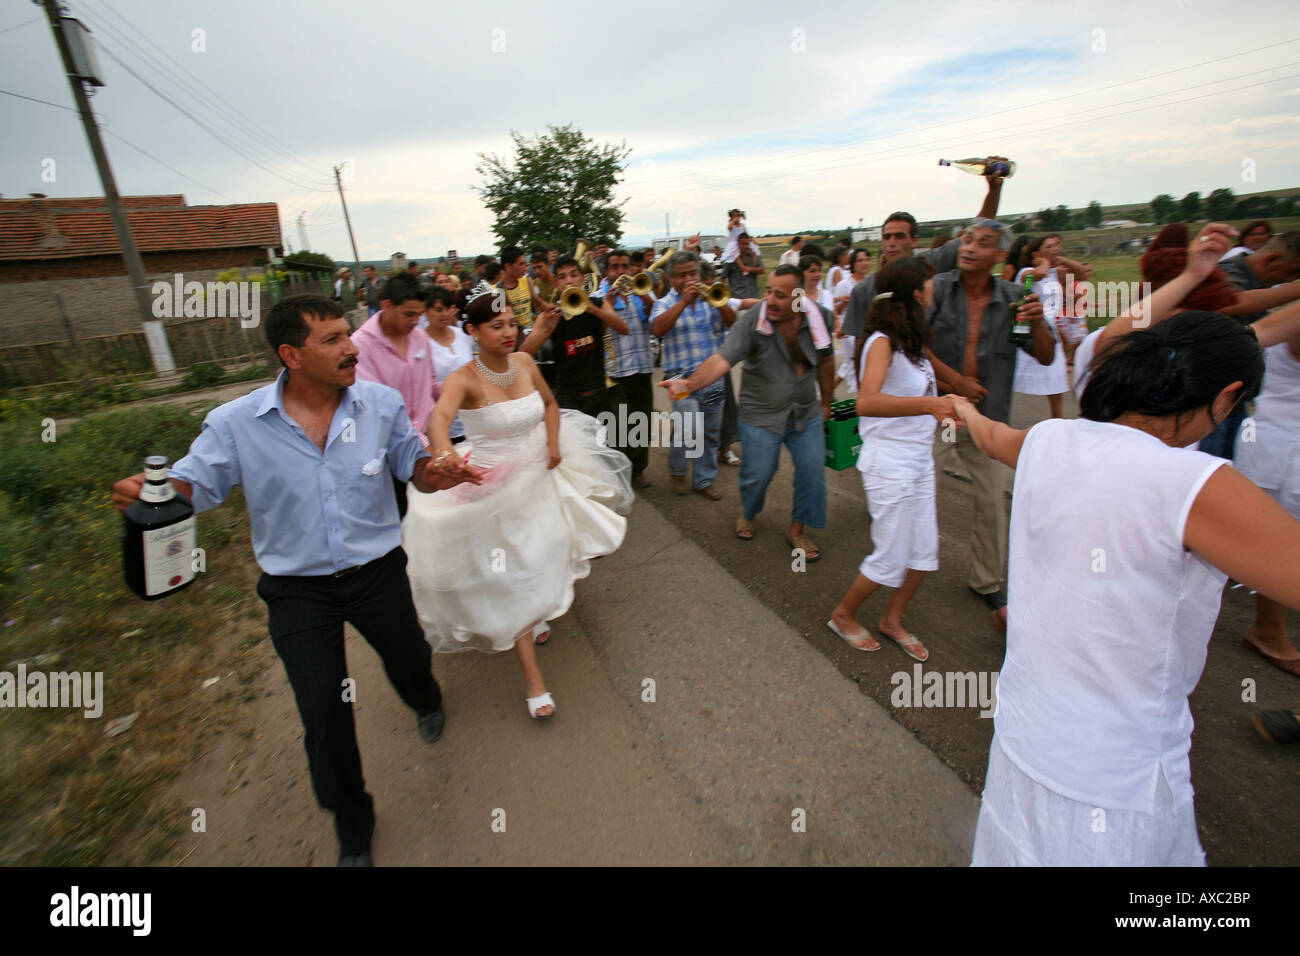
[833,249,872,391]
[424,287,475,443]
[1010,234,1069,417]
[404,292,633,719]
[954,307,1300,866]
[1234,335,1300,677]
[827,257,958,660]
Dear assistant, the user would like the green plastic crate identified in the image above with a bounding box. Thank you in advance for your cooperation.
[825,401,861,470]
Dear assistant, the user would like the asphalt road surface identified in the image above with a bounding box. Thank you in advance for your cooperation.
[162,370,1298,866]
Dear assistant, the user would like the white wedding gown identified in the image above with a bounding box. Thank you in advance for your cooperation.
[404,390,632,653]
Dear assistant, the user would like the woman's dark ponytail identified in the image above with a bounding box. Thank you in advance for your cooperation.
[1080,310,1264,424]
[864,257,935,362]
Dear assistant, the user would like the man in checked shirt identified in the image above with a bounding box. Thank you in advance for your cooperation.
[651,252,738,498]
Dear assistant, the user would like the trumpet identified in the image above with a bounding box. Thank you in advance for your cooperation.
[691,279,731,309]
[553,284,590,318]
[612,272,655,296]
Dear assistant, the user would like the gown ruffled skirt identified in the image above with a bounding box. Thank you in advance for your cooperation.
[403,390,632,653]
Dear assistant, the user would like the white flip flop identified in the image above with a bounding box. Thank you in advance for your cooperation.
[826,619,879,652]
[526,692,555,719]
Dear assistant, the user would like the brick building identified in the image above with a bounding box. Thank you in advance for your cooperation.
[0,194,281,345]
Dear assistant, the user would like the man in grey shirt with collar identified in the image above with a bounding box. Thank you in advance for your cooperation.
[662,265,835,560]
[926,218,1052,618]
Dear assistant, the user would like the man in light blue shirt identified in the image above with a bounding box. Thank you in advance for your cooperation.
[112,294,480,866]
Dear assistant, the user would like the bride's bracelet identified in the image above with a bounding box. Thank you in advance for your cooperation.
[433,450,452,471]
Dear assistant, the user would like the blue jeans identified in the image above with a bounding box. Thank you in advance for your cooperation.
[668,379,724,489]
[1198,403,1247,460]
[737,414,827,527]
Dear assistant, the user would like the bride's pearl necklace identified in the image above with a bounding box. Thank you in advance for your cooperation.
[475,356,517,389]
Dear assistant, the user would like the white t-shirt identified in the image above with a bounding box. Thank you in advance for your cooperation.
[779,248,801,267]
[429,325,475,439]
[998,417,1228,812]
[1235,342,1300,495]
[721,221,746,263]
[855,331,937,477]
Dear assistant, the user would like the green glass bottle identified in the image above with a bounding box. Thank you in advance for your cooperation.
[1008,273,1034,346]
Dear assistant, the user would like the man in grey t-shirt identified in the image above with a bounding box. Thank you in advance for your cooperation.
[661,265,834,559]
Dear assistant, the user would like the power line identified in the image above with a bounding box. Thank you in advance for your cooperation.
[0,87,75,110]
[92,41,334,192]
[637,36,1300,191]
[82,0,332,186]
[1,86,235,202]
[0,16,42,36]
[78,5,334,189]
[632,66,1300,202]
[104,130,234,202]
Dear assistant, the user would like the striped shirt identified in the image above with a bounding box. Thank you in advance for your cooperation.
[598,279,655,377]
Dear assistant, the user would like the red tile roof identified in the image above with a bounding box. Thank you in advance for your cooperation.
[0,195,281,261]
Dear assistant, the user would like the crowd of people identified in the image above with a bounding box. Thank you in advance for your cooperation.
[109,161,1300,866]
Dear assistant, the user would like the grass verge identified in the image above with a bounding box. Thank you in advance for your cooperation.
[0,397,267,866]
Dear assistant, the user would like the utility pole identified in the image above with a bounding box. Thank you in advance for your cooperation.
[333,163,361,275]
[42,0,175,373]
[665,213,669,238]
[296,211,310,252]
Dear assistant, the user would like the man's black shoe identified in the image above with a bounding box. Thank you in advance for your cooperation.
[338,850,373,867]
[969,587,1007,611]
[417,706,445,744]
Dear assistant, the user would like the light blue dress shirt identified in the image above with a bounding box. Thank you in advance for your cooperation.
[170,370,429,576]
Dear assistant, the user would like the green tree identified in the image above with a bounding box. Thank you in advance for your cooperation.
[1180,191,1201,220]
[1086,200,1103,228]
[475,124,629,252]
[1012,219,1029,234]
[1234,194,1278,219]
[1150,194,1178,224]
[1205,187,1236,220]
[282,250,335,272]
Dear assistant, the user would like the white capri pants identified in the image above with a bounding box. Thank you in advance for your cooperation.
[859,465,939,588]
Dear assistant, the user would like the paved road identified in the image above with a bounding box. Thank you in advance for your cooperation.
[162,370,1298,866]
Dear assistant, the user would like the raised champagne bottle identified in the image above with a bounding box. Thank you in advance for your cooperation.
[1008,273,1035,346]
[123,455,196,600]
[938,157,1016,178]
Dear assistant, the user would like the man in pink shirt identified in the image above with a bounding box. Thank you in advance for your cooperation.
[351,273,437,517]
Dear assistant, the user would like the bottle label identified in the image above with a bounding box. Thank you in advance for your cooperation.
[142,517,196,596]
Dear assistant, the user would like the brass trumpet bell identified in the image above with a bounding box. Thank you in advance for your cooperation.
[699,280,730,309]
[557,285,590,318]
[613,273,655,296]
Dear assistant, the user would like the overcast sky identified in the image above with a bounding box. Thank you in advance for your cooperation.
[3,0,1298,261]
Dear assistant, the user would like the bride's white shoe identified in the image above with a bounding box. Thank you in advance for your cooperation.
[526,692,555,720]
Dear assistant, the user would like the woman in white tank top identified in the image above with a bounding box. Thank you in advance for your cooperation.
[828,258,959,660]
[951,308,1300,866]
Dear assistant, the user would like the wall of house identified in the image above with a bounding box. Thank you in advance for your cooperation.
[0,248,270,345]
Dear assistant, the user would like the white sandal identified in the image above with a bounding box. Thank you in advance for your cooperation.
[826,619,879,652]
[526,692,556,719]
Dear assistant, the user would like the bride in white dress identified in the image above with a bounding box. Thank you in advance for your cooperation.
[404,292,632,719]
